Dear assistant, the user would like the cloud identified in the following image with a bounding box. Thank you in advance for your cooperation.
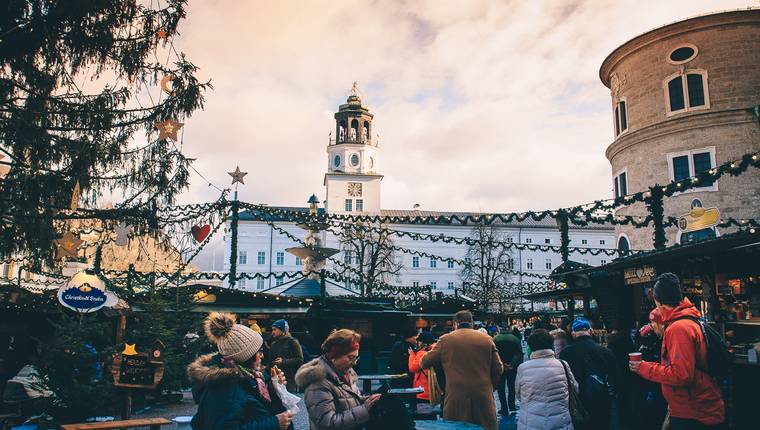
[170,0,754,214]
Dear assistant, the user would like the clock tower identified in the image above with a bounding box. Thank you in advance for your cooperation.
[324,83,383,214]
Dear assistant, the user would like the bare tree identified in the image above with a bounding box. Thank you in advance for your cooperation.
[336,222,403,296]
[460,223,514,311]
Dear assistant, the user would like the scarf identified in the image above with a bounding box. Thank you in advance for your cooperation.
[221,355,272,403]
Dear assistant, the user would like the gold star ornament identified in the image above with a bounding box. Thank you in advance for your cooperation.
[54,232,83,260]
[122,344,138,356]
[154,118,183,141]
[228,166,247,185]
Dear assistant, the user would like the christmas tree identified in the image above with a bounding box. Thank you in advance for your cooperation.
[0,0,210,261]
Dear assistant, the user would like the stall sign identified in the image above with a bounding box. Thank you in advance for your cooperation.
[677,199,719,244]
[57,270,108,313]
[119,354,153,385]
[624,266,657,285]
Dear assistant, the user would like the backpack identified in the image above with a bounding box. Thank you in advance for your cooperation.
[671,316,730,378]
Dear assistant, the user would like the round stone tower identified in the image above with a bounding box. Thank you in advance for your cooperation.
[599,9,760,251]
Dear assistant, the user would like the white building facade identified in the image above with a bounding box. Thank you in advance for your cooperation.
[224,87,616,293]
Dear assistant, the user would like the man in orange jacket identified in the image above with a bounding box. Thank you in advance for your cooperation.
[629,273,724,429]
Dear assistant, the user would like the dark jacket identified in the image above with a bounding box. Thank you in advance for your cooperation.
[389,340,412,375]
[187,353,292,430]
[270,333,304,392]
[559,335,618,393]
[493,333,523,369]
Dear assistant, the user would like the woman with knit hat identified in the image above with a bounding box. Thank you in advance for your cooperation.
[188,312,294,430]
[295,329,381,430]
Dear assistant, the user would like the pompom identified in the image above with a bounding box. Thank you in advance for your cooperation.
[204,312,236,344]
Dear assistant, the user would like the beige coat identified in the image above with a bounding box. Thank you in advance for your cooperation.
[420,327,504,430]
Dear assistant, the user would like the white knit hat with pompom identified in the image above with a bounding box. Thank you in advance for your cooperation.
[204,312,263,363]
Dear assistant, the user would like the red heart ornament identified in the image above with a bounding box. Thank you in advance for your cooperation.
[191,225,211,243]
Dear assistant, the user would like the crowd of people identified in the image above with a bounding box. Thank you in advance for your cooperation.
[187,272,727,430]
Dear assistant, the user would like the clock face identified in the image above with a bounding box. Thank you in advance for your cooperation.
[334,155,341,167]
[350,154,360,167]
[347,182,362,197]
[369,157,374,169]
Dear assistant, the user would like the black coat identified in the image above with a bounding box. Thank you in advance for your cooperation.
[558,336,619,393]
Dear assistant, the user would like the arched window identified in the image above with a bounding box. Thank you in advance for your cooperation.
[363,121,370,142]
[338,120,347,142]
[350,119,359,142]
[617,235,630,256]
[664,70,709,115]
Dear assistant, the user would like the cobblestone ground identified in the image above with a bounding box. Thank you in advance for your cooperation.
[134,390,517,430]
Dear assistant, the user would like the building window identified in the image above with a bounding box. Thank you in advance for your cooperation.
[614,169,628,198]
[545,259,552,270]
[664,70,709,115]
[276,252,284,265]
[412,256,419,268]
[238,251,247,265]
[507,258,515,269]
[430,281,437,289]
[507,237,513,243]
[544,238,551,244]
[275,276,284,286]
[447,281,455,290]
[525,238,533,244]
[295,257,302,266]
[447,260,454,269]
[344,251,353,264]
[526,258,533,270]
[601,259,608,265]
[345,199,352,212]
[581,239,588,245]
[412,281,420,287]
[600,240,606,245]
[256,278,265,290]
[667,148,717,190]
[238,278,246,287]
[614,99,628,136]
[668,45,698,64]
[257,251,265,265]
[430,258,437,268]
[356,199,363,212]
[618,235,631,256]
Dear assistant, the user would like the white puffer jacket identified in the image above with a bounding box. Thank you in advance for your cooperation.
[516,349,578,430]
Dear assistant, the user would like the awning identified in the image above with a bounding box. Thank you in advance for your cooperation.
[189,305,310,314]
[521,287,592,301]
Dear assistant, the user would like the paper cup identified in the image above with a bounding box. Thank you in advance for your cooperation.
[629,352,642,362]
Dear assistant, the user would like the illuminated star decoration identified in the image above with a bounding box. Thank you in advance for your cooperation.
[228,166,247,185]
[122,344,138,356]
[114,222,132,247]
[54,232,83,260]
[154,118,183,141]
[156,28,167,40]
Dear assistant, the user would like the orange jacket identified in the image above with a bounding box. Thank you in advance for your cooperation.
[408,348,430,400]
[638,298,724,425]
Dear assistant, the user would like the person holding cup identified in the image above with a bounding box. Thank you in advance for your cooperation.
[629,273,724,429]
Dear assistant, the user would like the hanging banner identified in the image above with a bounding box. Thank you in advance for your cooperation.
[678,199,719,244]
[57,270,108,313]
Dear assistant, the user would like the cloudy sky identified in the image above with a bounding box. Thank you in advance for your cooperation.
[171,0,753,214]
